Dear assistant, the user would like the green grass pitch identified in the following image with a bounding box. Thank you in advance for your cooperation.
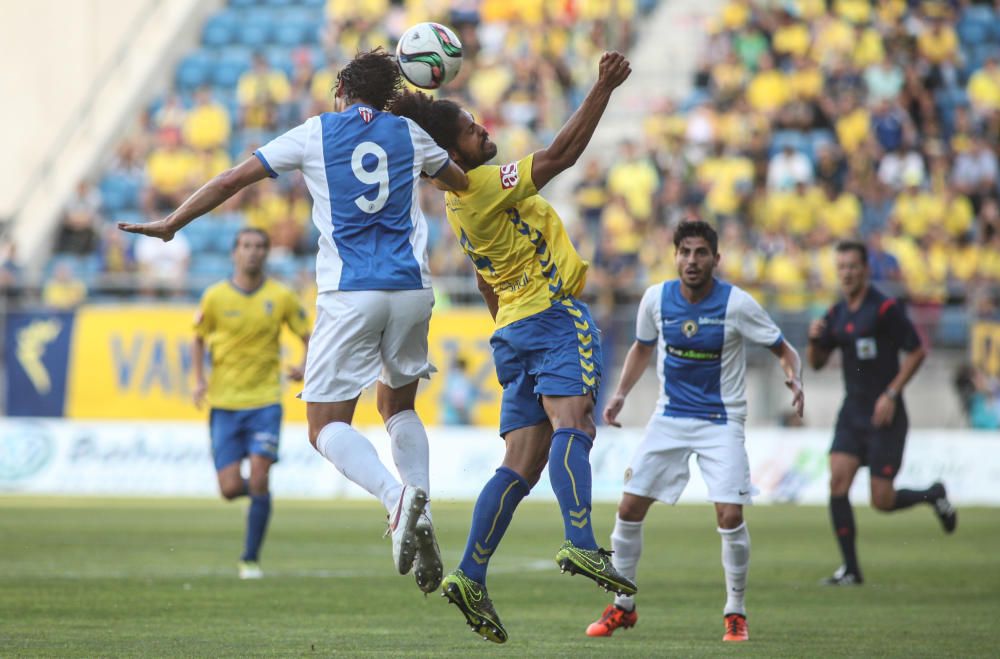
[1,497,996,657]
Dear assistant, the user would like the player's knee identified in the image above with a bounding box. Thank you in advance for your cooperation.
[871,490,895,511]
[617,501,646,522]
[220,484,244,501]
[829,475,851,496]
[248,476,269,496]
[717,508,744,529]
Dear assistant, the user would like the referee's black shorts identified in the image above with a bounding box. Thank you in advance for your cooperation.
[830,403,908,480]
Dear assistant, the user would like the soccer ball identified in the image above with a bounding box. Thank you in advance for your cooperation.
[395,22,463,90]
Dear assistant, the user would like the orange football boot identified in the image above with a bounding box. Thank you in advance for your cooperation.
[586,604,638,637]
[723,613,749,642]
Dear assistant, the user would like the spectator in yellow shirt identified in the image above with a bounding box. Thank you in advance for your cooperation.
[237,53,291,130]
[608,140,660,223]
[819,182,862,238]
[763,239,808,311]
[183,87,231,151]
[834,92,870,154]
[967,56,1000,121]
[772,12,811,63]
[916,16,959,90]
[42,262,87,309]
[145,128,195,211]
[746,54,791,115]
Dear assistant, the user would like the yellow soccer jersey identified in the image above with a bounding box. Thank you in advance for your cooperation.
[195,279,310,410]
[444,153,589,328]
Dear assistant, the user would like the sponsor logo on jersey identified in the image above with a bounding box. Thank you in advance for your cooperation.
[357,106,373,123]
[666,344,721,361]
[682,319,698,337]
[500,162,519,189]
[697,316,725,325]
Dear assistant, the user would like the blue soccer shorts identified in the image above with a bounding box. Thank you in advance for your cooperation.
[490,297,603,437]
[209,403,282,471]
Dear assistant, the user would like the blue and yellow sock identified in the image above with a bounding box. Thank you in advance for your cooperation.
[242,492,272,562]
[458,467,530,585]
[549,428,597,550]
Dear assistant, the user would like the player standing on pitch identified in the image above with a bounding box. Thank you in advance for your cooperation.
[807,240,956,586]
[393,51,633,643]
[585,220,804,643]
[193,228,310,579]
[120,49,469,593]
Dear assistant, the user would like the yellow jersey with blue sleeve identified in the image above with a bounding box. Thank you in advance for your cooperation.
[444,153,589,328]
[195,279,310,410]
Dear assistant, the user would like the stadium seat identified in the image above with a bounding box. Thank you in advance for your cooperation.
[202,11,238,48]
[99,174,141,214]
[236,17,272,48]
[213,47,252,88]
[212,216,246,253]
[273,21,308,47]
[229,0,261,8]
[176,50,214,91]
[300,0,325,7]
[189,253,234,281]
[184,221,221,254]
[264,0,294,7]
[935,307,970,348]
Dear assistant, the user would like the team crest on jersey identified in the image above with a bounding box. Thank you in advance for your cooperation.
[264,300,273,316]
[357,106,373,123]
[623,468,633,484]
[682,320,699,337]
[500,162,519,189]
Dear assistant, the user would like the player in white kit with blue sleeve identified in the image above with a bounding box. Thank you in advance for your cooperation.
[119,50,468,593]
[584,221,805,642]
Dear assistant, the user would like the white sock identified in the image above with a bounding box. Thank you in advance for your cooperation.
[315,422,401,513]
[386,410,431,519]
[611,515,644,611]
[719,522,750,616]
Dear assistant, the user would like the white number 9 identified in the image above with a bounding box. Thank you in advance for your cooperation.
[352,141,390,214]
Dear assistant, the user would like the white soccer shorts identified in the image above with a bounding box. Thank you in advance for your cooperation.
[623,415,754,505]
[301,288,436,403]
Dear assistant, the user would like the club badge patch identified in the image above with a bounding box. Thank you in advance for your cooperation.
[624,467,632,484]
[682,320,699,338]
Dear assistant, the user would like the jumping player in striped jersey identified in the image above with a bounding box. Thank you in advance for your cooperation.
[585,220,804,643]
[393,51,633,643]
[120,49,469,593]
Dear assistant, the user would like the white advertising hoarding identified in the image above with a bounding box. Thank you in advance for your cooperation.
[1,419,998,505]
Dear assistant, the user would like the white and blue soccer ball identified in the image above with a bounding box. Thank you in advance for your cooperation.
[396,22,463,90]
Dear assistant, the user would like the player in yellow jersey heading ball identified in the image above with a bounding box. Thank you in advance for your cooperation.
[193,228,310,579]
[392,51,633,642]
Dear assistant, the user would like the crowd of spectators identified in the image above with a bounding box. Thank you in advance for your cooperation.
[33,0,647,308]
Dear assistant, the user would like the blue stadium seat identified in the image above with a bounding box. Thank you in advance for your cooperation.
[265,46,294,77]
[176,50,214,91]
[190,253,233,280]
[935,306,970,348]
[229,0,261,8]
[99,174,141,214]
[264,0,294,7]
[300,0,325,7]
[958,7,996,46]
[213,47,252,88]
[184,221,220,254]
[202,11,239,48]
[273,20,308,47]
[237,16,272,48]
[213,216,246,253]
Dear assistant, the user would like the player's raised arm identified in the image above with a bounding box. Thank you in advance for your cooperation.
[118,156,271,241]
[530,51,632,191]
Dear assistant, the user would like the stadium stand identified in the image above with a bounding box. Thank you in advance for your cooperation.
[22,0,1000,353]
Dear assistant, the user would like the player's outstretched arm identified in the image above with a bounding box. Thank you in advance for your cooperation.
[604,340,654,428]
[118,156,270,241]
[530,51,631,191]
[770,340,804,418]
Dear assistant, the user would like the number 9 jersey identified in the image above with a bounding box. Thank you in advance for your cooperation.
[253,103,452,292]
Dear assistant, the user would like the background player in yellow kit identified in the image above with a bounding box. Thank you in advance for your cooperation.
[193,228,310,579]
